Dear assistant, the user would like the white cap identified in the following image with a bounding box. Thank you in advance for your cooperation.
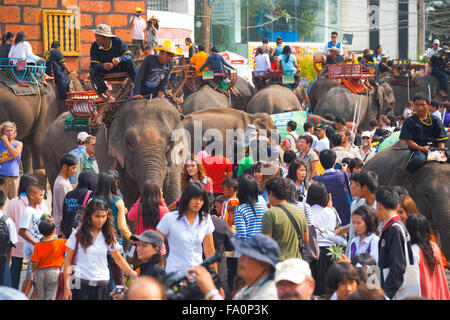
[275,258,312,285]
[361,131,372,138]
[433,39,440,45]
[77,131,89,143]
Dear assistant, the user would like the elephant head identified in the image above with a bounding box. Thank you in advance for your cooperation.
[99,98,186,205]
[390,163,450,260]
[375,82,395,115]
[293,86,310,109]
[251,112,278,131]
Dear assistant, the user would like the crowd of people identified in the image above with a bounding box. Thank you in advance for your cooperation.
[0,87,448,300]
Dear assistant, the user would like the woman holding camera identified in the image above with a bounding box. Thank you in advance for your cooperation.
[146,15,160,54]
[156,181,217,274]
[62,200,137,300]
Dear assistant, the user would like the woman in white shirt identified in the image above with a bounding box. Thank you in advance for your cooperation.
[63,199,137,300]
[8,32,43,65]
[253,47,271,89]
[157,181,217,274]
[306,182,343,297]
[348,205,379,264]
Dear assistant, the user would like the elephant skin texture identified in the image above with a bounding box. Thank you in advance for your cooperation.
[246,84,303,115]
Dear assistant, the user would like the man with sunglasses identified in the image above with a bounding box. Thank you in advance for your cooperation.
[358,131,376,163]
[323,31,343,56]
[133,40,177,100]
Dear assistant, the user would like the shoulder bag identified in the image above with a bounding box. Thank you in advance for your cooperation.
[55,229,80,300]
[277,204,319,261]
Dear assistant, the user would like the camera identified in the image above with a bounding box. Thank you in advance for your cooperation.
[165,253,221,300]
[111,285,124,296]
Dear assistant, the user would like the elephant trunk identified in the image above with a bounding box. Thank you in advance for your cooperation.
[134,145,166,194]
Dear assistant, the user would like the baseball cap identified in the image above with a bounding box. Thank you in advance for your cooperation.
[314,123,324,130]
[275,258,312,285]
[130,230,163,248]
[433,39,440,45]
[231,234,280,268]
[361,131,372,138]
[77,131,89,143]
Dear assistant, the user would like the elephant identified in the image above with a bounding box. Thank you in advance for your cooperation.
[313,82,395,130]
[246,84,303,115]
[363,133,450,260]
[181,76,254,115]
[386,75,447,116]
[308,76,340,112]
[182,107,277,161]
[0,73,83,173]
[95,98,186,208]
[293,85,310,110]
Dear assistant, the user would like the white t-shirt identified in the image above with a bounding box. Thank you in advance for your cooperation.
[426,47,440,60]
[18,206,44,259]
[403,107,413,118]
[130,16,147,40]
[8,41,41,64]
[254,53,271,72]
[53,175,73,236]
[315,137,330,153]
[66,229,121,281]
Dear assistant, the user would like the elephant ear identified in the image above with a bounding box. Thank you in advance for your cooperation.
[389,167,412,188]
[107,122,126,168]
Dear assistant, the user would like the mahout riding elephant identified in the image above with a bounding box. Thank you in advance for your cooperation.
[364,133,450,260]
[95,98,186,208]
[181,76,254,115]
[246,84,303,115]
[182,107,277,160]
[0,73,83,173]
[314,82,395,130]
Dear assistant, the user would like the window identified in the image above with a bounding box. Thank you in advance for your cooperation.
[148,0,169,11]
[42,9,81,56]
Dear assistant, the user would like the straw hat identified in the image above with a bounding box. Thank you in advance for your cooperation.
[149,15,160,22]
[91,24,115,38]
[154,40,178,55]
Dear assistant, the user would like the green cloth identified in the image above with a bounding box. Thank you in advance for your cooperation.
[79,152,99,174]
[261,202,308,261]
[237,154,254,177]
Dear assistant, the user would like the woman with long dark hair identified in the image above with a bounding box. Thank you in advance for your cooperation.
[8,32,43,65]
[233,174,268,241]
[405,214,450,299]
[156,181,217,274]
[128,180,169,256]
[287,159,309,203]
[62,199,137,300]
[279,45,299,75]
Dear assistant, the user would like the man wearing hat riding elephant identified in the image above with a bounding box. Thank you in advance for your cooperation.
[429,45,450,98]
[89,24,138,101]
[133,40,180,100]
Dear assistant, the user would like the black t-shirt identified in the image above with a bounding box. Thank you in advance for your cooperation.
[399,112,448,148]
[211,216,234,284]
[136,259,166,284]
[45,49,65,76]
[378,60,393,73]
[134,54,173,97]
[0,42,12,59]
[325,55,343,65]
[61,188,93,238]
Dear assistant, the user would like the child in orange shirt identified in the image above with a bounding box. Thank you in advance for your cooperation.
[221,178,239,228]
[31,217,67,300]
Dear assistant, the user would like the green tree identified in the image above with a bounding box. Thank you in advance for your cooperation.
[425,0,450,48]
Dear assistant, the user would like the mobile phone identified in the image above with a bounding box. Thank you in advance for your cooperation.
[112,285,124,295]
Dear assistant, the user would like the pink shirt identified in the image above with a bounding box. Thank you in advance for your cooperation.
[128,198,169,255]
[6,194,49,258]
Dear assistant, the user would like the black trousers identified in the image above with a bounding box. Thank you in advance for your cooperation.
[309,246,334,296]
[71,282,112,300]
[90,59,137,94]
[54,70,68,99]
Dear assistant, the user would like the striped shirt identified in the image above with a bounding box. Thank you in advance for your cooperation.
[234,202,268,241]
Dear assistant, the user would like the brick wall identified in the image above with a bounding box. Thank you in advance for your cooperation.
[0,0,146,79]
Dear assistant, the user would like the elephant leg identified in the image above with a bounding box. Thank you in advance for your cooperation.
[21,137,33,174]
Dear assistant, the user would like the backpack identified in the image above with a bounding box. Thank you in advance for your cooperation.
[71,190,92,233]
[0,215,12,265]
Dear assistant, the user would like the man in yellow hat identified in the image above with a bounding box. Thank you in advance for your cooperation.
[133,40,178,100]
[130,7,147,57]
[90,24,137,101]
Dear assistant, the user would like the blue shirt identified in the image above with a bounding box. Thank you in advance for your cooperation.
[234,202,268,241]
[69,145,86,184]
[280,54,297,74]
[0,140,21,177]
[274,45,283,57]
[199,53,233,73]
[157,211,215,273]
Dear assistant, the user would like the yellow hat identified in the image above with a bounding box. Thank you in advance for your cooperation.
[175,48,184,56]
[135,7,142,12]
[154,40,178,55]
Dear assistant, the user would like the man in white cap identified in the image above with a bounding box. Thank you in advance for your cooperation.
[274,258,315,300]
[133,39,178,100]
[358,131,376,163]
[68,131,89,186]
[130,8,147,58]
[426,39,441,60]
[378,52,393,75]
[90,24,137,101]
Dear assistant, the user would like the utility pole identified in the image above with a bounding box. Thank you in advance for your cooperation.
[200,0,211,53]
[418,0,425,57]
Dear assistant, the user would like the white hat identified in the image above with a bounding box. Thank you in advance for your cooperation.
[275,258,312,285]
[77,131,89,143]
[433,39,440,45]
[91,24,115,38]
[361,131,372,138]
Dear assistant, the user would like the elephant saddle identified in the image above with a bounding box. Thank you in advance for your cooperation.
[0,70,44,96]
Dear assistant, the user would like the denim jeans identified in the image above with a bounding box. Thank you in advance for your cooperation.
[406,150,427,174]
[9,256,23,289]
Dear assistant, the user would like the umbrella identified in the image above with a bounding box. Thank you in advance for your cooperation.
[376,131,400,153]
[220,51,247,65]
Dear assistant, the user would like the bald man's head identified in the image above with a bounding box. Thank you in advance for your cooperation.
[125,276,165,300]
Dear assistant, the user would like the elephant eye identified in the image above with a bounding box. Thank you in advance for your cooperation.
[423,192,431,200]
